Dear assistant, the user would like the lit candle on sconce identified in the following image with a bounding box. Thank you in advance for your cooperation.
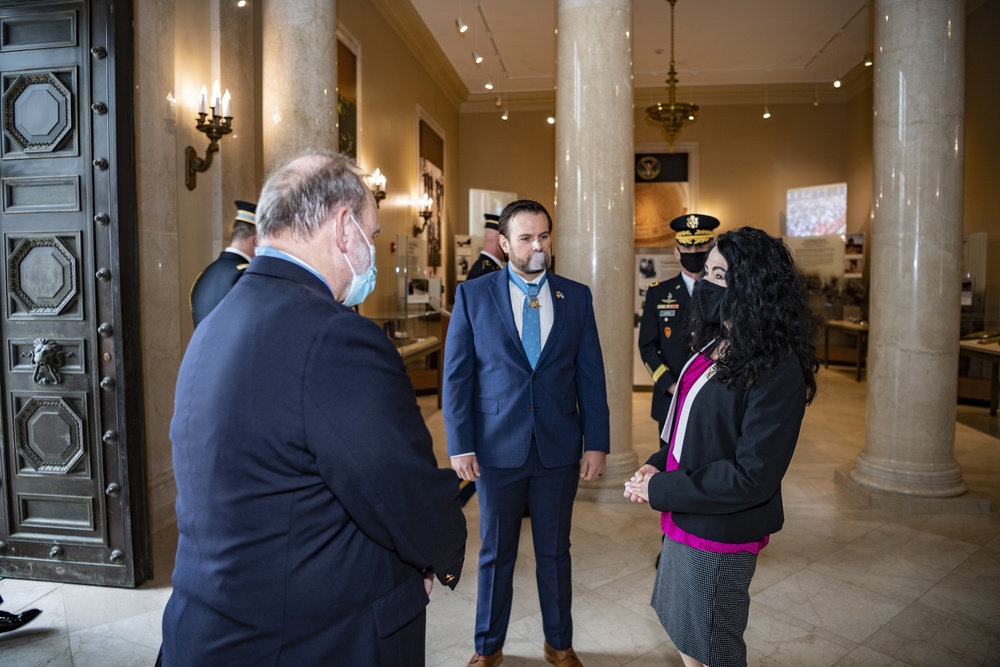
[367,169,387,208]
[187,81,235,190]
[418,193,433,216]
[211,80,222,115]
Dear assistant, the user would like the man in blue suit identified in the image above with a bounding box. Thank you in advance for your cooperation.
[444,199,610,667]
[162,152,466,666]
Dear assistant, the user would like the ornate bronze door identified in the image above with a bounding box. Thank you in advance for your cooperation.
[0,0,149,586]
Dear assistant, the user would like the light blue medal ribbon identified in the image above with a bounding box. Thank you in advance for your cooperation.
[508,265,548,368]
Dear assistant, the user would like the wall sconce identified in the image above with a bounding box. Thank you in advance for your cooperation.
[366,168,386,208]
[185,81,233,191]
[413,193,433,236]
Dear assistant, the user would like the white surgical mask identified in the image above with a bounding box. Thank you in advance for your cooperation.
[341,214,377,307]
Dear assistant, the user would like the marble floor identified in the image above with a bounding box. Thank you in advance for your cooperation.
[1,367,999,666]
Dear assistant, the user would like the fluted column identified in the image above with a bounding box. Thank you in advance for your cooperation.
[849,0,967,498]
[555,0,637,500]
[261,0,338,173]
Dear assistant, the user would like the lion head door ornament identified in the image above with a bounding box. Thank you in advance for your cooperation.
[21,338,73,385]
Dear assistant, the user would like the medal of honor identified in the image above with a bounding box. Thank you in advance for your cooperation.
[529,297,540,310]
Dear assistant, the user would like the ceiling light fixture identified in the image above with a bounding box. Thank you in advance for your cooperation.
[864,52,873,67]
[484,77,494,90]
[473,50,483,65]
[456,17,468,34]
[547,115,555,125]
[762,84,771,119]
[501,108,509,121]
[645,0,698,152]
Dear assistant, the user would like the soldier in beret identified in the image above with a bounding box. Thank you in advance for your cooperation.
[189,200,258,327]
[466,213,505,281]
[638,213,720,437]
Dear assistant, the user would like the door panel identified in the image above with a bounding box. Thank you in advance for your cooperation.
[0,0,149,587]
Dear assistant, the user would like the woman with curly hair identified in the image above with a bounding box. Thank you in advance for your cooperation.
[624,226,819,667]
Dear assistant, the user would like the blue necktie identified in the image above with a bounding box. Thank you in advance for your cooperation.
[509,267,547,368]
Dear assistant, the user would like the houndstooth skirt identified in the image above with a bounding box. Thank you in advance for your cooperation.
[650,537,758,667]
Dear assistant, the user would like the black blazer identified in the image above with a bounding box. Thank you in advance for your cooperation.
[646,353,807,544]
[164,257,467,666]
[638,273,693,423]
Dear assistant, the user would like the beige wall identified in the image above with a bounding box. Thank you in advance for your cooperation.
[458,110,558,231]
[964,0,1000,322]
[338,2,462,318]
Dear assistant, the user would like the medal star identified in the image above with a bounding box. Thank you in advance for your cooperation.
[529,297,541,310]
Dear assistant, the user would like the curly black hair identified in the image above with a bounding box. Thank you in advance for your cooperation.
[689,227,819,404]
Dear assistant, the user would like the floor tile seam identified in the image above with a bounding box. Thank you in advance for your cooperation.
[909,590,1000,635]
[747,598,862,650]
[799,559,941,606]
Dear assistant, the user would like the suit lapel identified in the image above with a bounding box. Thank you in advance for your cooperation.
[488,270,529,363]
[535,273,564,369]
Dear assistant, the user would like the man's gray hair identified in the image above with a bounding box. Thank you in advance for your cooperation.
[256,151,370,242]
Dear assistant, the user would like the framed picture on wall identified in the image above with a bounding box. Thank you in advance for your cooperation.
[469,189,516,237]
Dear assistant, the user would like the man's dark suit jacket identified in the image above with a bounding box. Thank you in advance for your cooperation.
[646,353,807,544]
[443,267,610,467]
[163,256,467,666]
[189,250,248,326]
[638,273,693,424]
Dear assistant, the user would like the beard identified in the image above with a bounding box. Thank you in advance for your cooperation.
[510,250,550,275]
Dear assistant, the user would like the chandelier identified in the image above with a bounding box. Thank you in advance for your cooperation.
[645,0,698,151]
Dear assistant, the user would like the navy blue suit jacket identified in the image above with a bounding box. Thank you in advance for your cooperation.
[163,257,467,666]
[443,268,610,468]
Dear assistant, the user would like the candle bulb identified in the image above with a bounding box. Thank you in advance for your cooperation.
[199,85,207,114]
[211,80,221,115]
[221,89,231,118]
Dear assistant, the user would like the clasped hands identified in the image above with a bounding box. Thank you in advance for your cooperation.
[623,464,658,503]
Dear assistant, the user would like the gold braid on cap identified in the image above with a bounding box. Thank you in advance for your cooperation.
[675,228,714,245]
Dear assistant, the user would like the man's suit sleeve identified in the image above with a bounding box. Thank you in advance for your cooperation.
[637,285,676,395]
[303,317,466,588]
[575,287,610,453]
[442,283,477,457]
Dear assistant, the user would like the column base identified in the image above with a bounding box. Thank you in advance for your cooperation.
[834,467,991,514]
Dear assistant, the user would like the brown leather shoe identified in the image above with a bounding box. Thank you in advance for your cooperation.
[544,640,583,666]
[466,650,503,666]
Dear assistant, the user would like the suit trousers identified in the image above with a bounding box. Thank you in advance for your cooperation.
[475,439,580,655]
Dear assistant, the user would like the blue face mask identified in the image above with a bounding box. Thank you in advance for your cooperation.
[342,214,377,307]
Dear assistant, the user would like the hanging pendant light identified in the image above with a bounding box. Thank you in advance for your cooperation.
[645,0,699,152]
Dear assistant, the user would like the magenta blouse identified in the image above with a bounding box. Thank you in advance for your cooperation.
[660,352,769,554]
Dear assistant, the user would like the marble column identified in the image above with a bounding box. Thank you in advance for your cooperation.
[261,0,338,173]
[847,0,968,500]
[555,0,637,500]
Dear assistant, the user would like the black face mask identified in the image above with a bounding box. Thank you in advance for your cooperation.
[695,279,726,324]
[678,250,708,274]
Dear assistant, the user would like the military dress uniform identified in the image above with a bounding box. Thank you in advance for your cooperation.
[189,200,256,327]
[190,251,252,327]
[637,213,720,432]
[466,252,502,281]
[638,274,693,428]
[467,212,503,282]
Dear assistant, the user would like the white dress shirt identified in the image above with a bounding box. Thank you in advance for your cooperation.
[508,271,554,350]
